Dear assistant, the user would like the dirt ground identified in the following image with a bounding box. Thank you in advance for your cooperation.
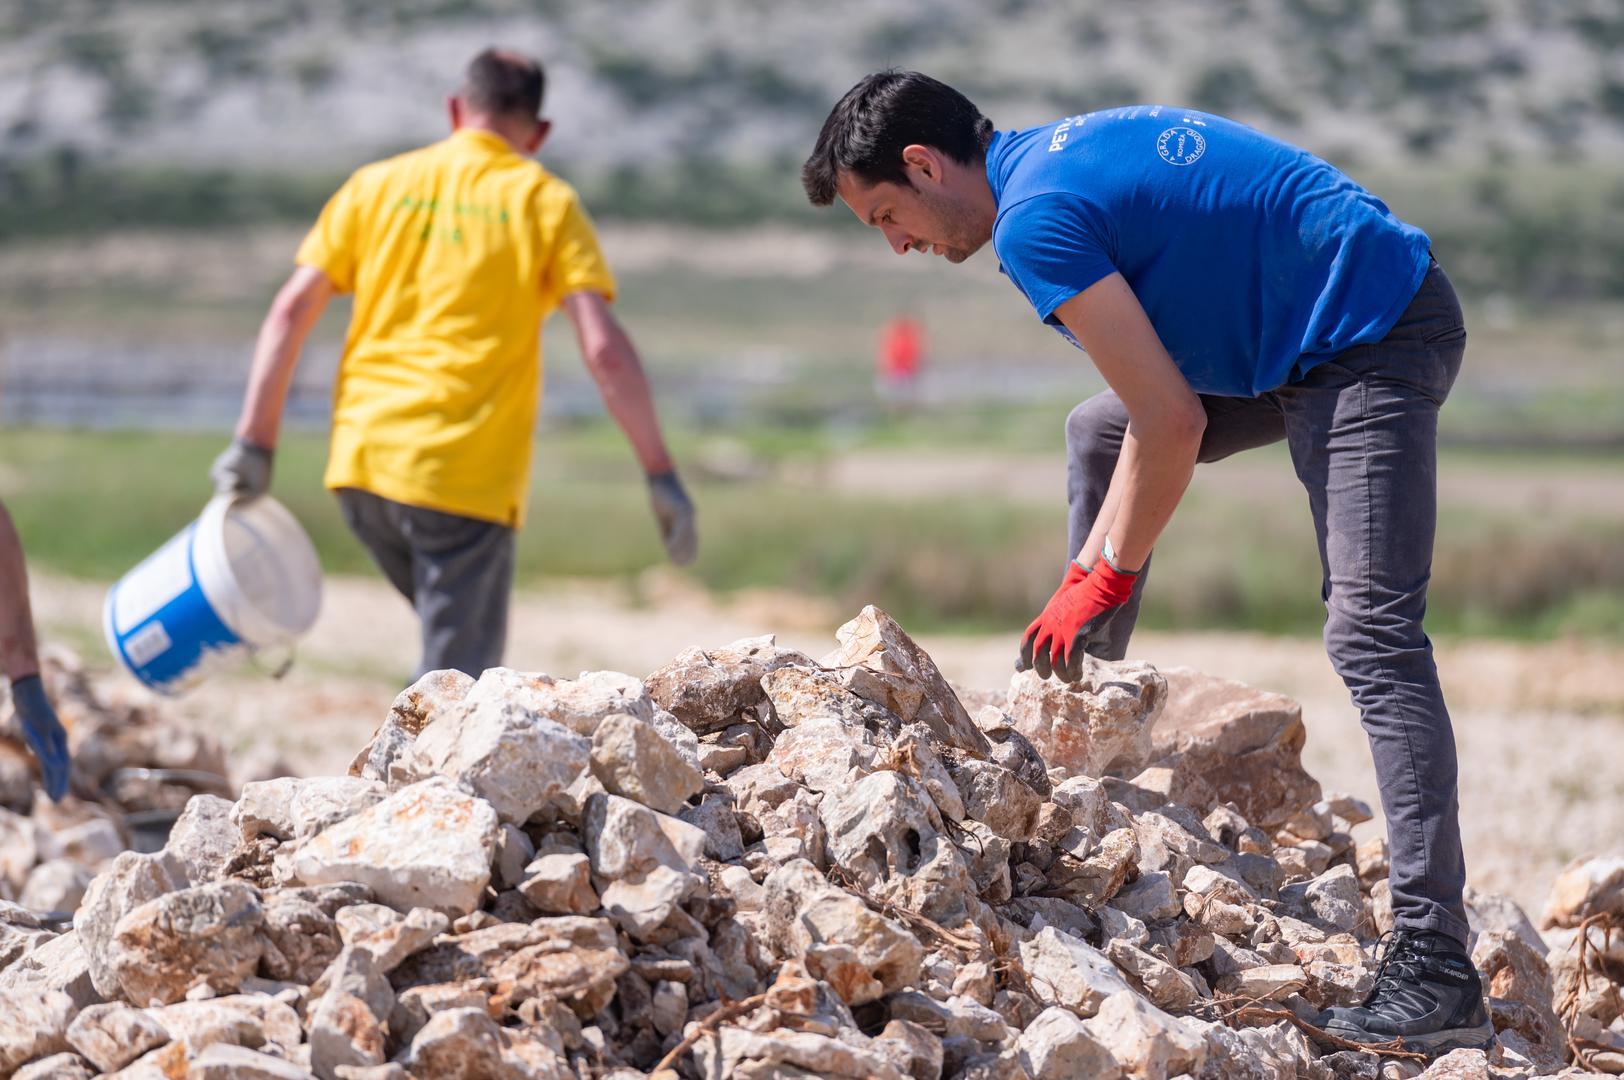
[34,571,1623,923]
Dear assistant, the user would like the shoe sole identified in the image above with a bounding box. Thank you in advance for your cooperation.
[1322,1019,1495,1055]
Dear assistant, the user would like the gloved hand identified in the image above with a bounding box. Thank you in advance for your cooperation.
[210,437,274,499]
[647,471,698,566]
[10,675,69,802]
[1019,553,1138,682]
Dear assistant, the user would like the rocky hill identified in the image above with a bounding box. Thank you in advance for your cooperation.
[3,0,1623,179]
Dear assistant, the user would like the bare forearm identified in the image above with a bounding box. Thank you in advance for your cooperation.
[0,503,40,681]
[235,268,332,448]
[1098,424,1200,571]
[579,327,673,475]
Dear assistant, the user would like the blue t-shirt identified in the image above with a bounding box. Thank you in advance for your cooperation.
[986,107,1432,397]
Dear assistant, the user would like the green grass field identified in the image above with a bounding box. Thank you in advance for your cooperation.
[4,422,1620,641]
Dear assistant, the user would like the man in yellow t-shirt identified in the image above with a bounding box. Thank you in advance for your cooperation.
[212,48,696,678]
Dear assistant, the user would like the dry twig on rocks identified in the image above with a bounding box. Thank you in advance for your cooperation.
[1199,993,1429,1061]
[1559,910,1623,1070]
[825,864,988,958]
[650,992,771,1073]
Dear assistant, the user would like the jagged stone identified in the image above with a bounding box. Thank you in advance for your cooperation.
[404,1006,569,1079]
[818,769,972,926]
[763,859,923,1006]
[891,724,966,822]
[678,793,745,861]
[0,989,77,1074]
[349,669,474,783]
[19,858,93,913]
[644,635,812,734]
[590,712,704,815]
[1019,926,1132,1016]
[1007,659,1165,779]
[0,926,100,1007]
[107,880,265,1006]
[518,852,599,915]
[825,605,991,756]
[694,1024,907,1080]
[405,697,589,824]
[288,776,499,916]
[950,757,1042,841]
[66,1002,171,1071]
[188,1043,318,1079]
[258,895,342,984]
[1019,1006,1120,1079]
[1046,826,1139,907]
[1114,870,1181,922]
[1541,853,1624,929]
[1107,938,1201,1010]
[14,1052,95,1080]
[162,794,239,885]
[1280,864,1364,934]
[460,666,655,736]
[1083,989,1207,1080]
[234,777,387,843]
[1147,669,1321,829]
[75,849,185,997]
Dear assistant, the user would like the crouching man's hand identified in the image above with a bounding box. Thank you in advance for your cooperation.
[1018,553,1136,682]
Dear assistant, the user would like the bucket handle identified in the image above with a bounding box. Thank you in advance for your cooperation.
[248,642,297,681]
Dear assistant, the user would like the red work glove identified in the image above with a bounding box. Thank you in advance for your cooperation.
[1018,555,1138,682]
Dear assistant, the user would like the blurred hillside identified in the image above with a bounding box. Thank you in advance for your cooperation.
[3,0,1624,287]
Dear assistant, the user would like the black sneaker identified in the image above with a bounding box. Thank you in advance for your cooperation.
[1318,929,1494,1055]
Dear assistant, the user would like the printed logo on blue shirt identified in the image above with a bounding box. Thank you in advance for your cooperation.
[1156,126,1206,166]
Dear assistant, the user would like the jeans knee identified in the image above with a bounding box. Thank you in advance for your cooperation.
[1066,391,1127,458]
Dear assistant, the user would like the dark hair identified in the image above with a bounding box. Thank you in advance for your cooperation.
[463,48,545,118]
[802,71,993,206]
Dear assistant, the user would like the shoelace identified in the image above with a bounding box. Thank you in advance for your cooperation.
[1363,930,1450,1010]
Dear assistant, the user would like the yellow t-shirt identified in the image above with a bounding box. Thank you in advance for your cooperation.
[298,128,616,528]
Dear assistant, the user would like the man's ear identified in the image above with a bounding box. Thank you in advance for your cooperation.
[902,144,943,184]
[525,119,552,155]
[447,96,463,132]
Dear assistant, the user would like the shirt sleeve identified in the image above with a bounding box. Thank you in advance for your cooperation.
[541,186,617,305]
[994,193,1117,323]
[295,173,364,293]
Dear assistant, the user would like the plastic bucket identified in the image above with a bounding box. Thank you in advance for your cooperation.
[103,495,323,695]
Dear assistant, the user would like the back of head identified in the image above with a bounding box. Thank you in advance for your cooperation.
[463,48,545,120]
[802,70,993,206]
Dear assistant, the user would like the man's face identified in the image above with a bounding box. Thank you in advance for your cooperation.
[837,170,990,264]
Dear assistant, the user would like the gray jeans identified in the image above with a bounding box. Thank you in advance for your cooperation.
[1066,260,1469,943]
[336,488,514,681]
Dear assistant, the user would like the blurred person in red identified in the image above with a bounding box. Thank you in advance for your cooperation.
[876,313,924,404]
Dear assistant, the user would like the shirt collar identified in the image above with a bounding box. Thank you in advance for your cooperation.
[984,129,1007,208]
[452,128,519,156]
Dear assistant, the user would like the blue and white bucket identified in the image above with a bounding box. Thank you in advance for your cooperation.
[103,495,323,696]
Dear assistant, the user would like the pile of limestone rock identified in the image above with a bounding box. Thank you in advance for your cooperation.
[0,605,1620,1079]
[0,649,247,918]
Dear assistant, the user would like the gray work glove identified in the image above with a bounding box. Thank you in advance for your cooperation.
[210,437,274,499]
[647,471,698,566]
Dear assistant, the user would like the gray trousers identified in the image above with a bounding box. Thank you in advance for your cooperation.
[336,488,514,681]
[1066,260,1469,943]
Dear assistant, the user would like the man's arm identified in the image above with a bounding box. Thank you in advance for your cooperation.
[561,290,674,475]
[0,499,69,800]
[235,265,336,449]
[211,265,334,499]
[0,501,41,682]
[1053,272,1205,572]
[561,290,696,565]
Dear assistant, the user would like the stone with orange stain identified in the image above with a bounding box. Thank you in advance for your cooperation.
[289,776,498,917]
[1007,659,1166,781]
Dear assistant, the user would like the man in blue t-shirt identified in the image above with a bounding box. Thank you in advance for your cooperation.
[803,71,1486,1055]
